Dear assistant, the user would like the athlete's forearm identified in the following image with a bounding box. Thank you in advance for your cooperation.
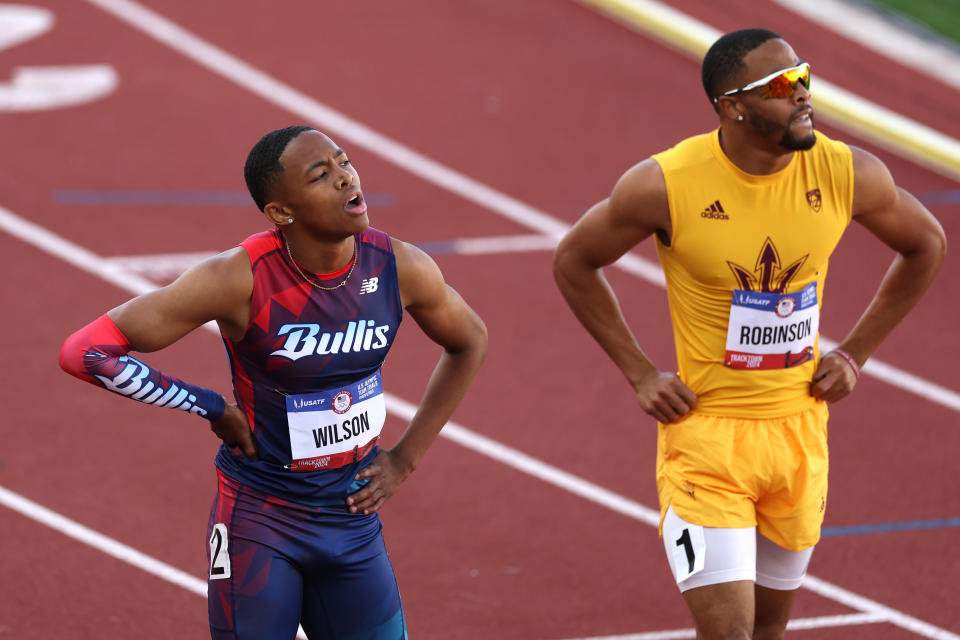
[389,337,487,474]
[554,261,659,390]
[59,313,226,421]
[837,241,945,365]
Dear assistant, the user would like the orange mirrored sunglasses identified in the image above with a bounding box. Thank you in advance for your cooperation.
[713,63,811,103]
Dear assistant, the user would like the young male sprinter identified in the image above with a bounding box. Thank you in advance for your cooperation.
[61,126,488,639]
[553,29,945,639]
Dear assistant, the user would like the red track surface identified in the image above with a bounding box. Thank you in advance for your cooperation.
[1,1,957,638]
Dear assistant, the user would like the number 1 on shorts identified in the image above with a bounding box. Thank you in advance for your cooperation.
[670,524,706,582]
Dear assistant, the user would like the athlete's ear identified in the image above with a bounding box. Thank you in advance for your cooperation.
[264,202,293,226]
[715,96,742,123]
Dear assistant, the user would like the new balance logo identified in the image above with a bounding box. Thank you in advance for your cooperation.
[700,200,728,220]
[359,277,379,295]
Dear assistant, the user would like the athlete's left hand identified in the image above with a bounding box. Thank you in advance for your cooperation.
[810,352,858,403]
[346,449,414,514]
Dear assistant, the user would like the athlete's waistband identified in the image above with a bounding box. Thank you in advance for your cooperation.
[214,444,377,508]
[672,401,828,424]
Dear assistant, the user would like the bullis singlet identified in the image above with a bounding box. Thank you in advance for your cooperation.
[215,227,403,505]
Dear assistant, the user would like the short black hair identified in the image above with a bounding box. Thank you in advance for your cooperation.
[701,28,782,107]
[244,125,315,211]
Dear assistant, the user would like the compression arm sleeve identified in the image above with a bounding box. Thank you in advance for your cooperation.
[59,313,226,421]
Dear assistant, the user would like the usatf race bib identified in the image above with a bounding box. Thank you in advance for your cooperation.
[724,282,819,370]
[284,371,386,472]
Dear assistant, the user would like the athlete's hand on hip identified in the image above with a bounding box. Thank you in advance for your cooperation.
[210,403,258,461]
[347,449,412,515]
[810,353,858,403]
[635,371,698,424]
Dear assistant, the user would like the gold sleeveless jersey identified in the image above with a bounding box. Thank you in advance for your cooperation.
[652,129,853,418]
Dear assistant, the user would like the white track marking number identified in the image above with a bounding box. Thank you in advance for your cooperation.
[208,523,231,580]
[0,4,117,111]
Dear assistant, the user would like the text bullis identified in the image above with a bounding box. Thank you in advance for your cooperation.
[271,321,391,361]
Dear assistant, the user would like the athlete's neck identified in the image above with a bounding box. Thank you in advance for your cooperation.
[282,230,356,275]
[718,127,795,175]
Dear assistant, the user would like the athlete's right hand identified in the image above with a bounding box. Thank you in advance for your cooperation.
[634,371,697,424]
[210,402,258,460]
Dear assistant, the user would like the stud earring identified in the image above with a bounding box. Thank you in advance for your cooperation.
[737,115,744,121]
[287,218,294,223]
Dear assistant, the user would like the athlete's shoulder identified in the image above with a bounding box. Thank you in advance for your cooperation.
[390,238,443,307]
[652,130,718,172]
[239,228,283,264]
[358,226,395,254]
[806,131,852,163]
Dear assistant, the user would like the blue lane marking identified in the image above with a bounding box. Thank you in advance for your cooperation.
[54,190,395,207]
[820,516,960,538]
[919,190,960,206]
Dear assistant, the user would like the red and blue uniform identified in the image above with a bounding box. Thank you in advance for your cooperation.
[206,227,407,639]
[216,227,402,504]
[60,226,408,639]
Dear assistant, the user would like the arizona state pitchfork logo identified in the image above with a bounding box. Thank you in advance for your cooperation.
[727,237,808,293]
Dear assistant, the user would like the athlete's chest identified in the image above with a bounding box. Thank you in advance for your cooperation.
[669,170,848,292]
[238,254,403,386]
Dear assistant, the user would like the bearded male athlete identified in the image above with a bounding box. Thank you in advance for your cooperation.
[553,29,945,639]
[61,126,487,639]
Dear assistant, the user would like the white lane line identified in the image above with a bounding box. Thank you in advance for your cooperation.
[569,0,960,182]
[106,251,217,280]
[787,612,888,631]
[86,0,569,240]
[2,205,957,638]
[447,233,559,255]
[558,612,888,640]
[0,483,207,596]
[0,486,311,637]
[385,394,662,526]
[0,206,155,297]
[819,337,960,413]
[771,0,960,91]
[803,576,960,640]
[101,233,560,278]
[81,0,959,414]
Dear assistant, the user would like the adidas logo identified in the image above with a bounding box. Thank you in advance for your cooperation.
[700,200,728,220]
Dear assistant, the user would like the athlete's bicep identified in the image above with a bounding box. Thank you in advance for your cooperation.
[395,240,486,353]
[109,247,253,352]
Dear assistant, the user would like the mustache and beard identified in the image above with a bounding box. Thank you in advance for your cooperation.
[743,104,817,151]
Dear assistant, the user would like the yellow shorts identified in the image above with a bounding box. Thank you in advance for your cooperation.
[656,402,829,551]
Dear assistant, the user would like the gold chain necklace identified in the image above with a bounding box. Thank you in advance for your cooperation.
[282,232,358,291]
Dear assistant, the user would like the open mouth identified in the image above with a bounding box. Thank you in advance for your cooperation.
[345,191,366,213]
